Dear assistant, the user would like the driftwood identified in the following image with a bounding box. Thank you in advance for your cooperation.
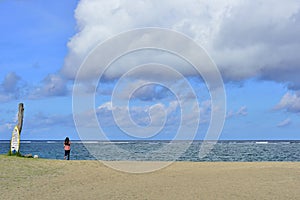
[17,103,24,134]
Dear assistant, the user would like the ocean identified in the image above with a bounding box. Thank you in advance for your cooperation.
[1,140,300,161]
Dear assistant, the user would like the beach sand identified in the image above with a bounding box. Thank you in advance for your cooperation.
[0,155,299,200]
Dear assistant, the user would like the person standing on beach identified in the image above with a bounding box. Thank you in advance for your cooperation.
[64,137,71,160]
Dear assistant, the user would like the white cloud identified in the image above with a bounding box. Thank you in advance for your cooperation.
[93,99,211,129]
[274,92,300,113]
[213,1,300,88]
[227,106,248,118]
[62,0,300,90]
[95,101,177,128]
[61,0,235,80]
[0,72,23,102]
[1,72,21,93]
[95,99,213,129]
[236,106,248,116]
[277,118,291,127]
[98,101,114,111]
[29,74,69,99]
[0,72,70,102]
[128,83,170,101]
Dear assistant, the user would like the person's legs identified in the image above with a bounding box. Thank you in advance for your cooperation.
[67,150,70,160]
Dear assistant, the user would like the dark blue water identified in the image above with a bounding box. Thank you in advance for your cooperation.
[1,140,300,161]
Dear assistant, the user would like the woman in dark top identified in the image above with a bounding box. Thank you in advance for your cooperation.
[64,137,71,160]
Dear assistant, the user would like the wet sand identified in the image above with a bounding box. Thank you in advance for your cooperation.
[0,155,299,200]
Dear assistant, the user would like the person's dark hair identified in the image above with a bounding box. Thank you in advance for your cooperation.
[64,137,70,145]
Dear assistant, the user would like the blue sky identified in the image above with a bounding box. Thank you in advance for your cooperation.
[0,0,299,140]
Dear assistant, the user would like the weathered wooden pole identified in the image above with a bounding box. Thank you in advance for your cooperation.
[9,103,24,155]
[17,103,24,135]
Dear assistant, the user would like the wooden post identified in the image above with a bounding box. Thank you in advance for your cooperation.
[17,103,24,135]
[9,103,24,155]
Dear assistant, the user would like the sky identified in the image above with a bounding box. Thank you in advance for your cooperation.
[0,0,299,140]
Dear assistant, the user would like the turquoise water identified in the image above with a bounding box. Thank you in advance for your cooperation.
[1,140,300,161]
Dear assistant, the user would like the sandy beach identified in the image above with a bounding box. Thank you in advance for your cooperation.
[0,155,299,200]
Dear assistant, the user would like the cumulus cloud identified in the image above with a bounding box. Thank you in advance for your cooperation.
[277,118,291,127]
[1,72,21,93]
[95,101,178,128]
[62,0,232,81]
[0,72,23,102]
[0,72,70,101]
[29,74,69,99]
[274,92,300,113]
[213,1,300,87]
[91,99,226,132]
[131,85,168,101]
[76,98,213,130]
[62,0,300,91]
